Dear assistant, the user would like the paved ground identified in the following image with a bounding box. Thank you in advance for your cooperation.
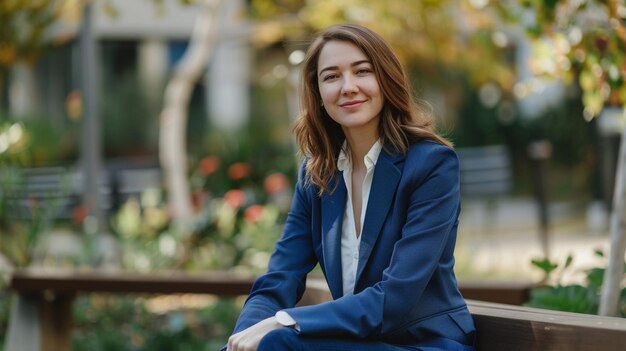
[454,197,611,284]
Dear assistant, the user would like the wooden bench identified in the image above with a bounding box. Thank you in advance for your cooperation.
[469,300,626,350]
[6,270,625,351]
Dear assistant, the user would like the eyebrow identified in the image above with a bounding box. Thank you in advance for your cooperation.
[318,60,371,76]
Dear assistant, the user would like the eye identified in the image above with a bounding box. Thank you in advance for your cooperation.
[322,73,339,81]
[356,68,372,75]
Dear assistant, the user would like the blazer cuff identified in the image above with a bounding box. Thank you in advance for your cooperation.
[275,310,300,331]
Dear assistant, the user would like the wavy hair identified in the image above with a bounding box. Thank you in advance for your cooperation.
[293,24,451,196]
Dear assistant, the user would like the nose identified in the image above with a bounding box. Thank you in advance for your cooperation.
[341,75,358,94]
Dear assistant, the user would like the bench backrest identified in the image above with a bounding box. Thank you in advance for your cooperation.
[1,165,161,220]
[457,145,512,197]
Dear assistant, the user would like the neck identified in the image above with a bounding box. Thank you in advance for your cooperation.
[344,129,378,169]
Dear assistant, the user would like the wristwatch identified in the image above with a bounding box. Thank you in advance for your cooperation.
[275,310,298,329]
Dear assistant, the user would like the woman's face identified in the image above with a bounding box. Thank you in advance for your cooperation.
[317,40,383,136]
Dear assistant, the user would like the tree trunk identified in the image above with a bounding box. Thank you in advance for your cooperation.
[599,108,626,316]
[159,0,223,225]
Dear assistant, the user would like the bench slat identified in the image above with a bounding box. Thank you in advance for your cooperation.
[10,269,255,296]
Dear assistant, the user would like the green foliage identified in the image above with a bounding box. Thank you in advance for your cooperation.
[527,251,626,316]
[0,287,10,351]
[101,73,157,158]
[0,116,80,268]
[110,153,292,273]
[73,294,240,351]
[530,284,599,314]
[0,115,78,166]
[251,0,626,126]
[500,0,626,115]
[250,0,515,90]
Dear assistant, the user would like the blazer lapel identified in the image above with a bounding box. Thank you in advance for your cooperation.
[321,173,347,299]
[355,150,403,283]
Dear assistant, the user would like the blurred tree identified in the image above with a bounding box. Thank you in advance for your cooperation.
[252,0,625,115]
[249,0,515,91]
[0,0,80,115]
[159,0,225,226]
[492,0,625,117]
[0,0,82,69]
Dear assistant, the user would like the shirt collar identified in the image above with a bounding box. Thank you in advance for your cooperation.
[337,142,350,172]
[364,140,382,171]
[337,140,383,172]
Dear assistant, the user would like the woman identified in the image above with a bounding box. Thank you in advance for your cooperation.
[225,24,476,351]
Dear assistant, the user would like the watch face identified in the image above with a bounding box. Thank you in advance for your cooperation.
[275,311,296,327]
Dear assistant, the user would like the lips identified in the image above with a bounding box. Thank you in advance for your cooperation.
[339,100,366,108]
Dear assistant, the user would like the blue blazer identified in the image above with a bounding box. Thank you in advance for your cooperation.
[229,140,475,345]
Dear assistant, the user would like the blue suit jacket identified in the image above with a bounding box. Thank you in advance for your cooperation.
[229,140,475,345]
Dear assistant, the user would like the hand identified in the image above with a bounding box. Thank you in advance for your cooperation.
[227,316,283,351]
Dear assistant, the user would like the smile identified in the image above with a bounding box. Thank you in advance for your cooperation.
[339,100,366,108]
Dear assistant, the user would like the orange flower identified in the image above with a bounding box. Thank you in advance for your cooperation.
[73,206,87,224]
[191,190,208,211]
[224,189,246,208]
[65,90,83,121]
[199,156,220,176]
[228,162,251,180]
[28,197,39,210]
[264,173,289,195]
[244,205,265,223]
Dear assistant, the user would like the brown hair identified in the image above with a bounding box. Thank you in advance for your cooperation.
[293,24,451,195]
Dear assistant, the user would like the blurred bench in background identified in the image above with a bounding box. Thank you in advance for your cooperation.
[457,145,512,198]
[0,166,88,220]
[456,145,514,237]
[0,161,161,221]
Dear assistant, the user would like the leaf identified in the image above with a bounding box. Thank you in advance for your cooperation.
[527,285,596,314]
[586,267,604,289]
[563,254,573,269]
[531,257,559,274]
[544,0,560,9]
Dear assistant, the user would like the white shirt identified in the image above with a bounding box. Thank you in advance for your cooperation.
[337,140,382,296]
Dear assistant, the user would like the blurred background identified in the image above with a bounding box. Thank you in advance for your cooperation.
[0,0,625,349]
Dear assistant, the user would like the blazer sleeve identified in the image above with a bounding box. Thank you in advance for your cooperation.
[229,163,319,334]
[283,145,461,338]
